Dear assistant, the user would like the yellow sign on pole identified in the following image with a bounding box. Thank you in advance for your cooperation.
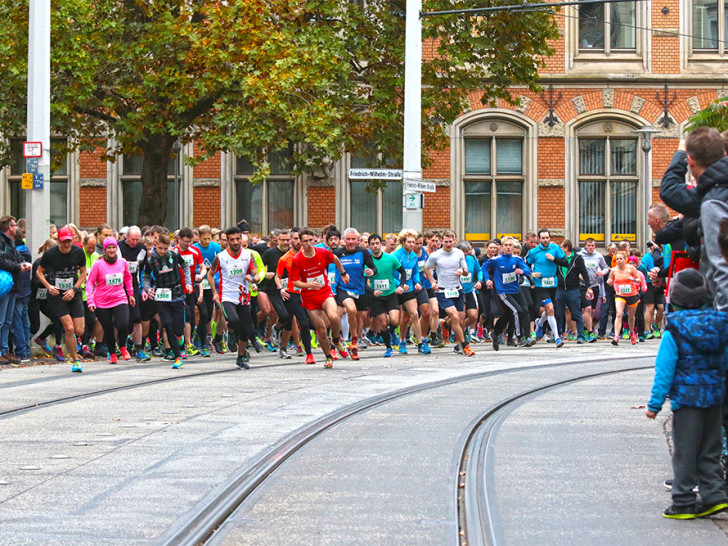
[21,173,33,189]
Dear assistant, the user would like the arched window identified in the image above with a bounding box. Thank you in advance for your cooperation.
[576,120,639,243]
[462,120,526,240]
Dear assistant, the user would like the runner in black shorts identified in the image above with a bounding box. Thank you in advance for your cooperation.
[37,226,87,373]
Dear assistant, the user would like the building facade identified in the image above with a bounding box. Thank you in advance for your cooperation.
[1,0,725,246]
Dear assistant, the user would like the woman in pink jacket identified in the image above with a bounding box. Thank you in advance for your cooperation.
[86,237,135,363]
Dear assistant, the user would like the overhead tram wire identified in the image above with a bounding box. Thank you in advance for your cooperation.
[421,0,648,19]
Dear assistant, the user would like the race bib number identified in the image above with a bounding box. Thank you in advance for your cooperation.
[328,272,337,285]
[228,265,245,278]
[444,288,460,299]
[617,284,633,295]
[405,270,412,281]
[106,272,123,287]
[201,278,211,290]
[373,279,389,291]
[459,274,472,284]
[308,274,325,287]
[55,277,73,290]
[502,272,517,284]
[584,259,597,269]
[541,276,556,288]
[418,262,425,272]
[36,288,48,300]
[128,261,138,274]
[182,254,194,267]
[346,290,359,299]
[281,277,289,290]
[155,288,172,302]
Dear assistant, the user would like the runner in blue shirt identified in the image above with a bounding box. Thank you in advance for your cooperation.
[393,229,431,355]
[525,229,568,347]
[457,241,482,344]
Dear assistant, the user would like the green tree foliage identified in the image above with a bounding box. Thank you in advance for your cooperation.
[0,0,557,225]
[686,96,728,133]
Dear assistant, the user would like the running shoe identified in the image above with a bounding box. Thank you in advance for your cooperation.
[34,336,53,355]
[213,338,225,354]
[324,357,334,368]
[697,502,728,518]
[236,354,250,369]
[535,323,543,339]
[264,338,277,352]
[279,348,291,359]
[330,350,339,361]
[398,341,408,355]
[135,350,152,362]
[296,345,304,357]
[525,337,537,347]
[418,340,432,355]
[630,332,638,345]
[108,353,118,364]
[506,338,518,347]
[492,336,499,351]
[350,347,360,361]
[390,331,400,347]
[164,351,176,361]
[71,361,82,373]
[462,345,475,357]
[52,345,65,362]
[453,344,464,355]
[221,338,229,352]
[80,345,94,359]
[383,347,393,358]
[555,337,564,348]
[120,347,131,361]
[611,335,619,346]
[576,337,586,345]
[588,333,597,344]
[172,357,183,369]
[151,347,164,358]
[337,343,349,359]
[645,331,655,340]
[305,353,316,365]
[310,333,319,349]
[251,337,264,353]
[663,505,696,520]
[186,344,201,357]
[654,329,662,339]
[200,346,211,357]
[622,330,629,340]
[431,334,445,349]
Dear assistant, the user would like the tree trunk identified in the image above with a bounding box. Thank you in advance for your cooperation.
[137,133,175,227]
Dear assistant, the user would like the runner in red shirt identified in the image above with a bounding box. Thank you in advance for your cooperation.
[290,227,349,368]
[175,227,206,356]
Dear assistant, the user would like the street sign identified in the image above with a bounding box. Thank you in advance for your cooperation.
[403,179,436,193]
[348,168,403,180]
[23,141,42,158]
[403,193,424,210]
[26,157,39,174]
[32,173,44,189]
[21,173,33,189]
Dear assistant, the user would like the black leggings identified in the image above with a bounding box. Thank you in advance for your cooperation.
[267,289,292,330]
[30,298,65,343]
[283,292,313,354]
[157,301,185,358]
[494,292,530,339]
[197,288,213,340]
[82,301,97,345]
[95,304,130,355]
[222,302,254,347]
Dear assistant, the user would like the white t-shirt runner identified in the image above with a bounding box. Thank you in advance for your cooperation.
[425,248,467,291]
[214,249,254,305]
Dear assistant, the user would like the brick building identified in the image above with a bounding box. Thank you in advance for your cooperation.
[2,0,726,247]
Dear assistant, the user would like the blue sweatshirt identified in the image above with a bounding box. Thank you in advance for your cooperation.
[482,254,531,295]
[393,247,421,293]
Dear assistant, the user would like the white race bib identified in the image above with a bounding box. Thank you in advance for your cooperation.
[155,288,172,302]
[502,272,517,284]
[308,274,325,287]
[418,262,425,272]
[281,278,289,290]
[541,276,556,288]
[202,278,211,290]
[55,277,74,290]
[128,261,138,274]
[228,265,245,278]
[405,270,412,281]
[36,288,48,300]
[346,290,359,299]
[106,272,123,287]
[459,274,472,284]
[182,254,194,267]
[618,284,633,295]
[328,272,337,285]
[373,279,390,291]
[444,287,460,299]
[584,259,597,269]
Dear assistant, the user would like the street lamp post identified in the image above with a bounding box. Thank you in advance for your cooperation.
[402,0,423,232]
[26,0,51,258]
[634,126,661,247]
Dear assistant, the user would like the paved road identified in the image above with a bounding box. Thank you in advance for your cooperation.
[0,340,725,544]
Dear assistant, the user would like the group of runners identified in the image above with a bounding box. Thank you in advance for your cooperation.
[23,218,665,374]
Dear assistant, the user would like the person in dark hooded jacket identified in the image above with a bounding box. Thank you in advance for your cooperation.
[646,269,728,519]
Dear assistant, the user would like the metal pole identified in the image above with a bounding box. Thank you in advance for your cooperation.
[26,0,51,257]
[402,0,423,232]
[634,127,660,248]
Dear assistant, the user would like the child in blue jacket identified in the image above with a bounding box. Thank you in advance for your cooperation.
[646,268,728,519]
